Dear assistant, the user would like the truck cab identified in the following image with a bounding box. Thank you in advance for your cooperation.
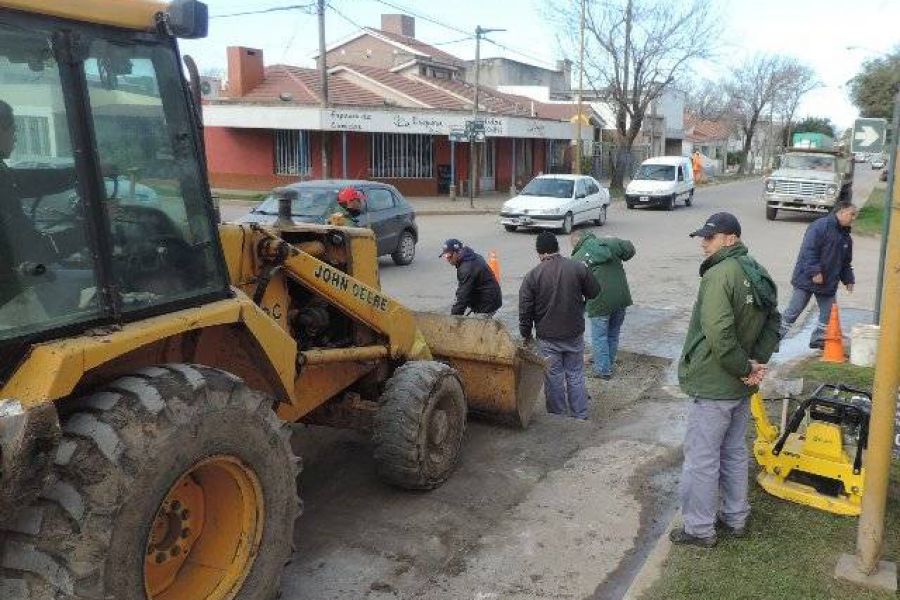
[762,148,853,221]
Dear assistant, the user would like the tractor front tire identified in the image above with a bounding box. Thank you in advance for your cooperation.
[373,361,467,490]
[0,365,300,600]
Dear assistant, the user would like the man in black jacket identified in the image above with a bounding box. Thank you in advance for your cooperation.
[780,201,857,349]
[441,238,502,317]
[519,231,600,419]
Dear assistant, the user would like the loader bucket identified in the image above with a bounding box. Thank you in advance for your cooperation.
[413,312,546,428]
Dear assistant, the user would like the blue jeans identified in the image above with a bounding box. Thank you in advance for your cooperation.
[538,335,589,419]
[780,287,835,345]
[590,308,626,377]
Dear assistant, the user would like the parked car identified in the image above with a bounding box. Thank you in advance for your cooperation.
[239,180,418,265]
[870,155,886,169]
[500,174,610,234]
[624,156,695,210]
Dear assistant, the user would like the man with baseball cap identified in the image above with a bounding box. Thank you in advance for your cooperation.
[671,212,781,548]
[440,238,502,317]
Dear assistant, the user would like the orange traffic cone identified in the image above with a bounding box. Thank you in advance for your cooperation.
[488,250,501,282]
[822,303,846,363]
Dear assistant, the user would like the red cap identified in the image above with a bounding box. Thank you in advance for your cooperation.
[337,187,366,206]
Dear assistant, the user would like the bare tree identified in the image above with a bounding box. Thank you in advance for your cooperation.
[550,0,721,190]
[723,54,798,174]
[773,61,821,146]
[682,78,730,120]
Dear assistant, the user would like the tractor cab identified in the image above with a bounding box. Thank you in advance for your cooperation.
[0,2,227,365]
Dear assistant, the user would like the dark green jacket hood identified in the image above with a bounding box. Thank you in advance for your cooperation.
[679,242,781,399]
[571,233,635,317]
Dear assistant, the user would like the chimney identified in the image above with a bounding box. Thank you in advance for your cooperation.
[227,46,264,97]
[381,14,415,38]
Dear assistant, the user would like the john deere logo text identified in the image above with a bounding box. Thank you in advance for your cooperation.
[313,265,389,312]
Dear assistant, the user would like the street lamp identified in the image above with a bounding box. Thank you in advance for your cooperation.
[469,25,506,208]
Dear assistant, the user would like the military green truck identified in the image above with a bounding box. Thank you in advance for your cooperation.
[763,133,854,221]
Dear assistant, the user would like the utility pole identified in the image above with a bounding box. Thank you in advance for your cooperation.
[835,94,900,592]
[470,25,505,208]
[317,0,330,179]
[574,0,585,175]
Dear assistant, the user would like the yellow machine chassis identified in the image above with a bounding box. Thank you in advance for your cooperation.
[750,392,864,516]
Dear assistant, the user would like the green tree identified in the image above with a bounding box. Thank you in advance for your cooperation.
[789,117,836,138]
[849,47,900,120]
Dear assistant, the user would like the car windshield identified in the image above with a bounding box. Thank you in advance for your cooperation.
[253,189,341,216]
[781,155,835,172]
[522,178,574,198]
[634,164,676,181]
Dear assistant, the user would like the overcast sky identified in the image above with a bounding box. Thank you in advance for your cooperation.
[183,0,900,130]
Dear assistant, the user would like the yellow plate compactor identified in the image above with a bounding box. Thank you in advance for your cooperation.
[751,383,871,516]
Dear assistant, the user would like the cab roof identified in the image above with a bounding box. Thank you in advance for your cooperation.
[1,0,171,32]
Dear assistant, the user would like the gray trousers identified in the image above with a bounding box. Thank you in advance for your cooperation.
[680,397,751,538]
[538,335,589,419]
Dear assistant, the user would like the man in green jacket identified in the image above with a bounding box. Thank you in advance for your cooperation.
[571,231,635,379]
[670,212,781,548]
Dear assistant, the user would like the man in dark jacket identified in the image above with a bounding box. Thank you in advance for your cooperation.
[441,238,502,317]
[670,212,781,548]
[519,231,600,419]
[571,231,635,379]
[780,201,857,349]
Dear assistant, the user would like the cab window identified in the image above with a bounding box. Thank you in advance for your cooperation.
[0,21,100,340]
[82,38,225,313]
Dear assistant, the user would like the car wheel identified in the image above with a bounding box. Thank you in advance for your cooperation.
[503,224,518,232]
[626,201,634,210]
[766,206,778,221]
[594,205,607,226]
[685,189,694,207]
[665,194,675,211]
[391,230,416,266]
[560,212,574,234]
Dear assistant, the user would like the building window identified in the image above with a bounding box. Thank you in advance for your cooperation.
[11,115,52,160]
[274,129,311,176]
[370,133,433,178]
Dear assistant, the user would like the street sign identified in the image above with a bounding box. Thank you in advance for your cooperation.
[850,117,887,154]
[465,119,485,134]
[449,128,467,143]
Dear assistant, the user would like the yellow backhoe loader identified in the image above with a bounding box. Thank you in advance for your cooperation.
[0,2,543,598]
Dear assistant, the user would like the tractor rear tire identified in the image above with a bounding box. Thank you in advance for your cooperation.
[0,365,300,600]
[373,361,467,490]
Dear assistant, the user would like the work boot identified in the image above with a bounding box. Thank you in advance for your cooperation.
[715,518,747,538]
[809,340,824,350]
[668,526,716,548]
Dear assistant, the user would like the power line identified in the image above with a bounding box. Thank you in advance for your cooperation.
[211,3,317,18]
[366,0,558,69]
[367,0,469,37]
[431,36,474,46]
[328,2,366,31]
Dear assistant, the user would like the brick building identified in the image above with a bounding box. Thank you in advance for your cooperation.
[202,15,594,196]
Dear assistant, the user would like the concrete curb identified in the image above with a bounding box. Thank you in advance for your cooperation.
[621,510,680,600]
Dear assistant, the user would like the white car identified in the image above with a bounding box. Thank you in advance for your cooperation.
[870,156,886,169]
[625,156,695,211]
[500,174,610,233]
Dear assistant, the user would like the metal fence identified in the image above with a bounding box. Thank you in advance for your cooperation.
[274,129,311,176]
[369,133,434,179]
[590,142,651,180]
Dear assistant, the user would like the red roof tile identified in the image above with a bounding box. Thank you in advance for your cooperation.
[368,28,466,68]
[231,65,385,106]
[338,65,468,110]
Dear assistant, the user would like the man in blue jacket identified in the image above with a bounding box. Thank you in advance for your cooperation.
[441,238,502,317]
[780,201,857,349]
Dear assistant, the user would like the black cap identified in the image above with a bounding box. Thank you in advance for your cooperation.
[689,212,742,238]
[535,231,559,254]
[439,238,463,257]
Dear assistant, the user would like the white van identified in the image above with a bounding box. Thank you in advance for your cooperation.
[624,156,695,211]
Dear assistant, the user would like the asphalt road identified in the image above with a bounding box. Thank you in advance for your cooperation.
[261,169,884,599]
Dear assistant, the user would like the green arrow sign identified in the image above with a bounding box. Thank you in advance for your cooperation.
[851,117,887,154]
